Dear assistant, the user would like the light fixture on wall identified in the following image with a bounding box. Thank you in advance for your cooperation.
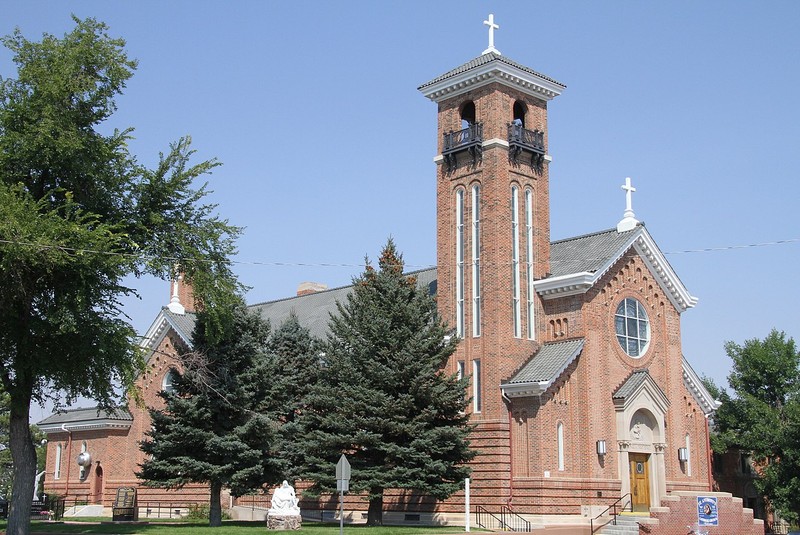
[678,447,688,462]
[596,440,607,456]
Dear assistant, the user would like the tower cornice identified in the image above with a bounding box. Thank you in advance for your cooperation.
[419,52,566,103]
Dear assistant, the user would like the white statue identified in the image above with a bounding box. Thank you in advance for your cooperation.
[268,480,300,516]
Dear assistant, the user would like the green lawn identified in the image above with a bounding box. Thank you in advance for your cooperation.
[2,520,470,535]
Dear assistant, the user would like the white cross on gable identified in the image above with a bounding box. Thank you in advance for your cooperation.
[617,176,640,233]
[483,14,500,55]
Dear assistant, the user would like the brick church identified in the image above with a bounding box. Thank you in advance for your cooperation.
[39,16,762,533]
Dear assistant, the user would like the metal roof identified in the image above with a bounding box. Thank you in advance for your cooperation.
[37,406,133,432]
[613,369,653,400]
[549,227,637,277]
[506,339,585,385]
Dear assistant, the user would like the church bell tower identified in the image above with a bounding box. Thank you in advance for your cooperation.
[418,16,565,422]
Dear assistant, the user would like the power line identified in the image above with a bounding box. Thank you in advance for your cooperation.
[1,236,797,269]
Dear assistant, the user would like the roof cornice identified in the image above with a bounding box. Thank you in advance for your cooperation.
[39,420,132,434]
[420,55,565,103]
[682,356,721,417]
[140,309,194,353]
[500,340,584,399]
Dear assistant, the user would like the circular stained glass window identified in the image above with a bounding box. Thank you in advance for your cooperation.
[615,298,650,357]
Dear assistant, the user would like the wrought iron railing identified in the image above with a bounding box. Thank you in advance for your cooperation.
[442,123,483,171]
[475,505,530,532]
[508,123,545,170]
[508,123,544,153]
[501,505,531,532]
[444,123,483,152]
[590,493,632,533]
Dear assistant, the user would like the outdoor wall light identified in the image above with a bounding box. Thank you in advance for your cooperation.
[678,447,688,462]
[596,440,607,456]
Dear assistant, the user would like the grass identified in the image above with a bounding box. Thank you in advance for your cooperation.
[1,520,471,535]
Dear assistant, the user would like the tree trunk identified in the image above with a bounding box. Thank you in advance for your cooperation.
[7,392,35,535]
[209,480,223,527]
[366,491,383,526]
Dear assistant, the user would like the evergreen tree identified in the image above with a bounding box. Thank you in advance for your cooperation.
[712,330,800,522]
[296,239,474,525]
[263,314,321,480]
[138,305,283,527]
[0,18,240,533]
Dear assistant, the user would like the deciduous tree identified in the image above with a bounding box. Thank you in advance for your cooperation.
[296,240,474,525]
[0,18,240,533]
[712,330,800,522]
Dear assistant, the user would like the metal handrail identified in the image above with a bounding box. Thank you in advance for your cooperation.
[475,505,506,531]
[501,505,531,532]
[589,493,632,533]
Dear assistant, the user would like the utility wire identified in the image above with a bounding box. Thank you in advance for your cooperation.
[0,236,797,269]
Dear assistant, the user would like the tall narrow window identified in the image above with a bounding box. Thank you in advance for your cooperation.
[455,189,465,337]
[471,184,481,337]
[473,359,482,413]
[557,422,565,471]
[685,434,692,476]
[525,188,535,339]
[457,361,465,380]
[511,187,521,337]
[54,444,62,479]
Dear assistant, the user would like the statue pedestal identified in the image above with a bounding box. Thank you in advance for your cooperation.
[267,514,302,530]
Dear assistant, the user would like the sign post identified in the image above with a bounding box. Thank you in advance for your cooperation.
[336,454,351,535]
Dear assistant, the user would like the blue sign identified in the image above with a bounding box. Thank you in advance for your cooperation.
[697,496,719,526]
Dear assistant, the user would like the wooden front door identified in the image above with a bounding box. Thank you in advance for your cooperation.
[629,453,650,512]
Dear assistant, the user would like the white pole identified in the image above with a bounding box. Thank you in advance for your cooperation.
[339,488,344,535]
[465,477,470,532]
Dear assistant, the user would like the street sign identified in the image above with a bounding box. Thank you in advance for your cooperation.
[336,454,351,481]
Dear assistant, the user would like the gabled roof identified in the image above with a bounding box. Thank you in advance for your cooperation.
[500,338,584,398]
[38,406,133,433]
[535,224,698,312]
[612,369,671,415]
[418,51,565,103]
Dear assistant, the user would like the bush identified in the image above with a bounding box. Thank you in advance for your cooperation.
[185,504,231,521]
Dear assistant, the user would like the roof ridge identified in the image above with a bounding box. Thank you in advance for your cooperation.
[247,266,437,309]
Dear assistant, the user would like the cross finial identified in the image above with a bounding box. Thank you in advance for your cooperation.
[483,14,500,55]
[617,177,640,233]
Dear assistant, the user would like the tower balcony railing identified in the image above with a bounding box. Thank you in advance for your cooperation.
[442,123,483,172]
[508,123,545,170]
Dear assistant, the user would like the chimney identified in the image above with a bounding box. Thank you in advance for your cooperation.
[297,282,328,297]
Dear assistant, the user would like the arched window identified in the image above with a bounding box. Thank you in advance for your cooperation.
[525,188,535,339]
[513,100,527,127]
[455,189,465,337]
[471,184,481,337]
[557,422,565,471]
[460,101,476,129]
[511,186,521,338]
[162,368,180,393]
[54,444,62,479]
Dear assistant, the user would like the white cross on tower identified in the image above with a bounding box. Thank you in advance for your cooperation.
[483,14,500,55]
[617,176,640,233]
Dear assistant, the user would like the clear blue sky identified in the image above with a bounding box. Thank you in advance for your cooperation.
[2,1,798,421]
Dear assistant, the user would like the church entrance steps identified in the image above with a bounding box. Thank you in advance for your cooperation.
[594,514,652,535]
[646,491,763,535]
